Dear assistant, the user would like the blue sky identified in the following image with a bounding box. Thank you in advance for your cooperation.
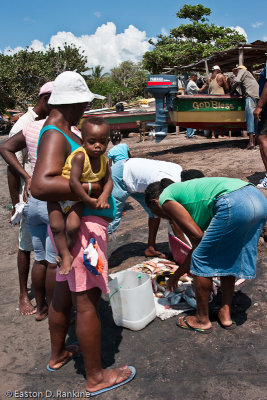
[1,0,266,70]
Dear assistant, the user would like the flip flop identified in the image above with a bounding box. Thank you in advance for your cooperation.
[86,366,136,397]
[217,318,237,330]
[176,316,213,334]
[46,342,80,372]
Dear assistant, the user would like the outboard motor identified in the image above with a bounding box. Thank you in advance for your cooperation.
[146,75,178,141]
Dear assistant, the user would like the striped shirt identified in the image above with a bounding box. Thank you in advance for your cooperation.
[22,120,81,176]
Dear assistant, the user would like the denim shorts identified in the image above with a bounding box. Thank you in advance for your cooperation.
[245,97,258,134]
[190,185,267,279]
[108,160,154,234]
[23,196,56,263]
[19,215,34,252]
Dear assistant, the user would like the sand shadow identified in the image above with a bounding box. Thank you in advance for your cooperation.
[68,298,124,378]
[247,171,265,185]
[108,241,170,268]
[210,289,252,326]
[147,138,248,157]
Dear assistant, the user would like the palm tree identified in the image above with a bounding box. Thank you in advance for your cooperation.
[89,65,109,79]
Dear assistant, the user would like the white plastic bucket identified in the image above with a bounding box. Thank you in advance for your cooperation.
[108,270,156,331]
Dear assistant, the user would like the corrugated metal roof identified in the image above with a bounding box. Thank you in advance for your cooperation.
[175,41,267,73]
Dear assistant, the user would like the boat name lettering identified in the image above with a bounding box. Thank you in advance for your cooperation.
[150,77,170,82]
[192,101,235,110]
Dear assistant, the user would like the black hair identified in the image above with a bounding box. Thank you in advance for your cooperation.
[81,116,109,139]
[145,178,174,208]
[82,116,109,128]
[181,169,205,181]
[110,130,122,144]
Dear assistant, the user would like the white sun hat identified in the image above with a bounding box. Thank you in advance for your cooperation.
[212,65,221,71]
[48,71,105,105]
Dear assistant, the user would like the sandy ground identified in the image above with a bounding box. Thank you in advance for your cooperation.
[0,130,267,400]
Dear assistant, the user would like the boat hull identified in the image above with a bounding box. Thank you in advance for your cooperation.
[79,111,156,130]
[169,95,246,130]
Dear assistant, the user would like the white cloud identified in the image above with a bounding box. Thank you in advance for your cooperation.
[263,36,267,41]
[161,28,168,36]
[229,26,248,42]
[3,22,151,72]
[94,11,101,18]
[252,22,263,28]
[4,46,24,55]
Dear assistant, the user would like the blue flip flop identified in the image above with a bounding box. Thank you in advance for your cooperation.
[46,342,80,372]
[86,366,136,397]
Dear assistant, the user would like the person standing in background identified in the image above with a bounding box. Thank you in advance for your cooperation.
[186,73,208,138]
[232,65,259,150]
[208,66,229,139]
[254,65,267,188]
[8,82,53,315]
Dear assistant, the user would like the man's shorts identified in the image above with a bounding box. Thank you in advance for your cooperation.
[19,215,34,252]
[257,104,267,135]
[245,97,258,134]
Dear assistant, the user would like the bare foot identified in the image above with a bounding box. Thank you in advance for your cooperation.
[246,144,255,150]
[178,315,212,331]
[57,255,73,275]
[85,366,132,393]
[217,309,233,327]
[35,306,48,322]
[19,295,36,316]
[48,343,80,370]
[144,248,166,258]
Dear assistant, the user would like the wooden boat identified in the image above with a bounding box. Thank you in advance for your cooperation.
[79,99,156,131]
[169,95,246,130]
[80,109,156,130]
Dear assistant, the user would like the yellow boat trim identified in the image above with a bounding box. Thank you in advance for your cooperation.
[169,110,245,123]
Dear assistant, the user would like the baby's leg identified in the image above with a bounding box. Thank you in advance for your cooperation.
[47,202,73,275]
[65,202,83,250]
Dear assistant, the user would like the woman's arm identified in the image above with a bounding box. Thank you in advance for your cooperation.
[0,132,30,181]
[162,200,204,291]
[0,132,31,200]
[163,200,203,246]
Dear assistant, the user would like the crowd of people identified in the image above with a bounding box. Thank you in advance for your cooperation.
[184,64,261,144]
[0,69,267,396]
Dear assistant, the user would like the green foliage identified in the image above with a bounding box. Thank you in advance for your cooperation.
[86,76,125,108]
[85,62,149,108]
[143,3,246,73]
[0,44,87,113]
[111,61,148,99]
[176,4,211,22]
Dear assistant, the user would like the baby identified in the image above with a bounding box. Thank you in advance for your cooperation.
[48,116,112,275]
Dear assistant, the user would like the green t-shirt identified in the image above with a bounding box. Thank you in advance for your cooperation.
[159,177,249,231]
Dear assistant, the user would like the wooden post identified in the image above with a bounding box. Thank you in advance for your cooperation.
[108,93,112,107]
[239,47,244,66]
[204,59,209,76]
